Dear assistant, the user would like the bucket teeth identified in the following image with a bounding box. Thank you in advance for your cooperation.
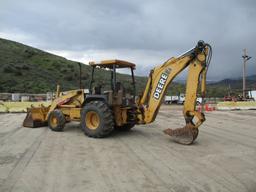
[163,124,199,145]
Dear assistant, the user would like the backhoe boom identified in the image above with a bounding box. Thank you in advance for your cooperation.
[137,41,212,144]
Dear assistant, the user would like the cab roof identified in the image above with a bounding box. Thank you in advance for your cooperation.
[89,59,136,69]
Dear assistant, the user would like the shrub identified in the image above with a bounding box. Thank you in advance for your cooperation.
[68,64,74,69]
[53,63,60,68]
[81,75,87,80]
[64,75,73,81]
[22,65,30,70]
[24,49,35,58]
[3,66,15,73]
[14,71,22,76]
[15,66,21,70]
[60,69,67,73]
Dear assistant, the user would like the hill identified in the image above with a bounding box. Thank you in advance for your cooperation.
[0,38,255,97]
[0,38,148,94]
[207,75,256,96]
[0,38,187,95]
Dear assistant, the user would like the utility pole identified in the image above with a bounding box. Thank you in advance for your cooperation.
[242,49,251,99]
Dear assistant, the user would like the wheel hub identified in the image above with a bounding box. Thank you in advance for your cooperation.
[86,111,100,130]
[50,116,58,127]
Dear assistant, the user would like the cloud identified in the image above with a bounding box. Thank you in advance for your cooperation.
[0,0,255,80]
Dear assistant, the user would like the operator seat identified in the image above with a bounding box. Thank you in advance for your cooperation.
[116,82,125,96]
[93,85,102,94]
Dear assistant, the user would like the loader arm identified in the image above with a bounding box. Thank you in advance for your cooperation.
[137,41,212,144]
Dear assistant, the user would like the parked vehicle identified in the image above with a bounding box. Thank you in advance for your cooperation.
[178,95,202,105]
[164,95,179,104]
[248,90,256,101]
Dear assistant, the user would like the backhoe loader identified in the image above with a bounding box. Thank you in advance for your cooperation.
[23,40,212,144]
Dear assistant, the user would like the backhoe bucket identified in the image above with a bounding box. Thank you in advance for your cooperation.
[23,105,49,128]
[163,124,199,145]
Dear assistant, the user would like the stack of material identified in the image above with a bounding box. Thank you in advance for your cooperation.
[0,102,50,113]
[217,101,256,110]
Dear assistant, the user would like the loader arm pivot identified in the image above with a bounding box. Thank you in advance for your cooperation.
[137,41,212,144]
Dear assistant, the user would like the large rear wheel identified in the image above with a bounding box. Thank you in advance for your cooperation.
[48,109,66,132]
[81,101,114,138]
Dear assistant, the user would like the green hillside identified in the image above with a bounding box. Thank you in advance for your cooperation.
[207,76,256,97]
[0,38,185,95]
[0,38,255,97]
[0,38,146,94]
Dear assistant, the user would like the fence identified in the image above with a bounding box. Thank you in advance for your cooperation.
[0,92,53,102]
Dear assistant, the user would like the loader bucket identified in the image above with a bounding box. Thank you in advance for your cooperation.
[163,123,199,145]
[23,105,49,128]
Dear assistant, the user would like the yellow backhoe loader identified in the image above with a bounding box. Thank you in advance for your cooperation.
[23,40,212,144]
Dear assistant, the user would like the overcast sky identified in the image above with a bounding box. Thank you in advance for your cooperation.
[0,0,255,80]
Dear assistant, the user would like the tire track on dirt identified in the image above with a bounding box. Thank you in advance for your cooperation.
[121,128,233,192]
[1,128,48,192]
[0,127,22,146]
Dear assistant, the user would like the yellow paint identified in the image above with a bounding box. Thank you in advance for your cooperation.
[137,45,209,131]
[85,111,100,130]
[0,101,50,112]
[61,107,81,120]
[49,116,58,127]
[47,89,84,119]
[22,88,85,127]
[217,101,256,110]
[113,107,128,126]
[89,59,136,69]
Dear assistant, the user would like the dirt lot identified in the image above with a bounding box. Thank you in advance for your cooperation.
[0,105,256,192]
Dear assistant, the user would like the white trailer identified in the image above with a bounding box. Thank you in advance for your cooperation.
[11,93,20,101]
[248,90,256,101]
[177,95,203,105]
[164,95,179,104]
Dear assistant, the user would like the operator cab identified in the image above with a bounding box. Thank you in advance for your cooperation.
[87,60,136,106]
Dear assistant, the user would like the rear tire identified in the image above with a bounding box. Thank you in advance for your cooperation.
[48,109,66,132]
[81,101,114,138]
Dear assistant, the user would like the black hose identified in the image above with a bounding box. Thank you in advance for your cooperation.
[205,43,212,74]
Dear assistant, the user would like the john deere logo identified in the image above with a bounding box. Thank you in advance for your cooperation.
[153,68,171,100]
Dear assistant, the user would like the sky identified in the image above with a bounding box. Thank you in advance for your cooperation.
[0,0,255,81]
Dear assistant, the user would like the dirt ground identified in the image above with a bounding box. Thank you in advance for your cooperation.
[0,105,256,192]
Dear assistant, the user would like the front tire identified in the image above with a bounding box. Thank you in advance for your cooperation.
[48,109,66,132]
[81,101,114,138]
